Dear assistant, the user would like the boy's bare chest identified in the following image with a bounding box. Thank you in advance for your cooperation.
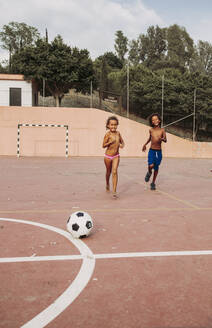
[151,129,162,139]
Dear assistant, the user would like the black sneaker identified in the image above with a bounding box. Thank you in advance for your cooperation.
[145,172,152,182]
[150,182,156,190]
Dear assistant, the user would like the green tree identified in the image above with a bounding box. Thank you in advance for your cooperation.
[128,64,162,116]
[93,52,123,93]
[98,52,123,69]
[11,35,95,107]
[128,26,166,68]
[166,24,194,71]
[0,61,7,73]
[128,39,140,65]
[94,55,109,94]
[0,21,40,71]
[138,25,166,68]
[114,30,128,64]
[128,24,194,72]
[190,40,212,74]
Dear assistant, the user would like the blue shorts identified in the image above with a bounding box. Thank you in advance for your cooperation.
[148,148,162,171]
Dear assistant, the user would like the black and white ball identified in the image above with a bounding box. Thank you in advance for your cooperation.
[67,211,93,238]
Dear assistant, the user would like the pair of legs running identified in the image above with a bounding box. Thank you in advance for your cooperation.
[104,155,120,198]
[145,149,162,190]
[145,164,158,190]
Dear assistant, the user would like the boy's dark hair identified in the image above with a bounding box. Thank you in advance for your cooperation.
[106,116,119,129]
[148,113,161,127]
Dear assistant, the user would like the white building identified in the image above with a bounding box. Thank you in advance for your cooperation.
[0,74,38,106]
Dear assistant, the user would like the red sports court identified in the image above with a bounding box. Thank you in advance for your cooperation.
[0,156,212,328]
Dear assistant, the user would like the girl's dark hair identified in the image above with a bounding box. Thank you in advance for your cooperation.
[148,113,161,127]
[106,116,119,129]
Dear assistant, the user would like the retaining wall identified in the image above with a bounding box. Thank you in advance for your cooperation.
[0,106,211,158]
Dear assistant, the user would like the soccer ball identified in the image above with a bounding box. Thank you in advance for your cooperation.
[67,211,93,238]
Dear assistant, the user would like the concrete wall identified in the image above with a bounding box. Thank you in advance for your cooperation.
[0,106,211,158]
[0,80,33,107]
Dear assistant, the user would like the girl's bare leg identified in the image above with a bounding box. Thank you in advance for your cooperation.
[112,156,120,197]
[104,157,112,191]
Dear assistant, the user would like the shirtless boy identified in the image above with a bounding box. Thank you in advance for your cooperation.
[142,113,167,190]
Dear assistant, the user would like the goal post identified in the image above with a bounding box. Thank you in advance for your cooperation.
[17,123,69,157]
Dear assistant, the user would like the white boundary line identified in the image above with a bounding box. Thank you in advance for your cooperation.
[0,218,95,328]
[2,248,212,265]
[0,255,83,263]
[95,250,212,258]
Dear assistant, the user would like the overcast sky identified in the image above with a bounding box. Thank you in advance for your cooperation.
[1,0,212,61]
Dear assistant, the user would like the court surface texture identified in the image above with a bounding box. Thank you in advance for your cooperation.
[0,156,212,328]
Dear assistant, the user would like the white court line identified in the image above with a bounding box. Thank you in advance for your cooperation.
[2,249,212,264]
[95,250,212,258]
[0,218,95,328]
[2,219,212,327]
[0,255,84,263]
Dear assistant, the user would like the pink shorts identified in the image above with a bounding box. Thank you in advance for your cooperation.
[104,153,120,160]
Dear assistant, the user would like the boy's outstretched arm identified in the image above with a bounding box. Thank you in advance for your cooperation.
[142,131,151,152]
[160,129,167,143]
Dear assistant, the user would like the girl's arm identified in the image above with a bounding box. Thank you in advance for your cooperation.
[102,133,114,148]
[119,133,125,149]
[142,130,151,151]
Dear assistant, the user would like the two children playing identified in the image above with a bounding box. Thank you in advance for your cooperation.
[103,113,167,197]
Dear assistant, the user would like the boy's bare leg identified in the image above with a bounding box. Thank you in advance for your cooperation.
[152,169,158,184]
[149,164,154,174]
[104,157,112,191]
[112,156,120,197]
[150,168,158,190]
[145,164,154,182]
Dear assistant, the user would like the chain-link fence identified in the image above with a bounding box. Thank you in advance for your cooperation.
[38,83,212,142]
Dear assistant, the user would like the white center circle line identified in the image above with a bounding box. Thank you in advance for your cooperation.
[0,218,95,328]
